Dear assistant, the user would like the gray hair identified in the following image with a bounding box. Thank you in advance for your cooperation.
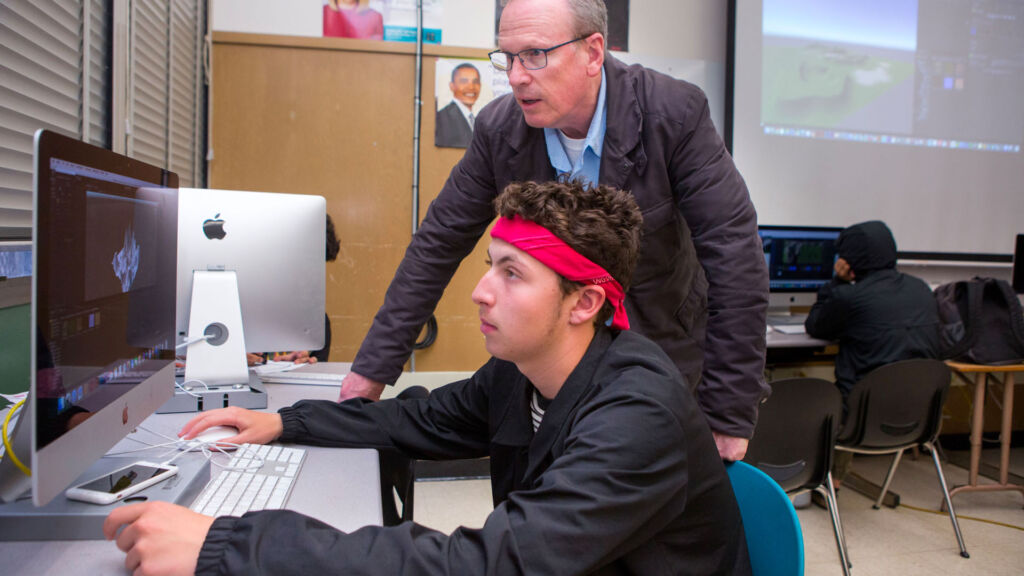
[500,0,608,40]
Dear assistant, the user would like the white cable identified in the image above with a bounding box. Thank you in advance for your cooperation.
[175,334,213,350]
[175,379,210,398]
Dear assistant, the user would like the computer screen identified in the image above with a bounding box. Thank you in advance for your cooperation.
[176,188,325,357]
[758,225,842,309]
[0,129,178,507]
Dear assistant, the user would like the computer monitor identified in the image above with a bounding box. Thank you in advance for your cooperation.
[758,225,842,310]
[0,129,178,507]
[176,188,325,385]
[1013,234,1024,294]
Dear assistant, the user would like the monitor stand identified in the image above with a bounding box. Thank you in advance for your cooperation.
[160,270,266,413]
[0,450,210,541]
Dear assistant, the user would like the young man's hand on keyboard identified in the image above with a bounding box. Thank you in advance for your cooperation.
[179,406,284,447]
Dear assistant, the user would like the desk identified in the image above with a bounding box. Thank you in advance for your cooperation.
[0,380,383,576]
[945,361,1024,503]
[765,329,837,371]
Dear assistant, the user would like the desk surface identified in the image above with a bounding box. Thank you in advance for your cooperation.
[1,379,382,576]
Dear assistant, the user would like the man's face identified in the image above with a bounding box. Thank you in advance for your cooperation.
[497,0,603,137]
[450,67,481,109]
[472,238,574,364]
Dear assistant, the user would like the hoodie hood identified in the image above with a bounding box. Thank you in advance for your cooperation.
[837,220,897,278]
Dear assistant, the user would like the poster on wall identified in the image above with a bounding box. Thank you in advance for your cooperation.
[493,0,629,52]
[323,0,442,43]
[435,58,503,149]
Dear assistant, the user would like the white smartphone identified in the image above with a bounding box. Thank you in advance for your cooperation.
[65,461,178,505]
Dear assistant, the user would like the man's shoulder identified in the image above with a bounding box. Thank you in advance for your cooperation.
[606,55,708,121]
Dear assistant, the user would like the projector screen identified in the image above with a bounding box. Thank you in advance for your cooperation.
[730,0,1024,256]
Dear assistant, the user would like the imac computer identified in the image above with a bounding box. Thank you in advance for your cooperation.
[0,130,179,519]
[758,225,842,319]
[174,188,325,394]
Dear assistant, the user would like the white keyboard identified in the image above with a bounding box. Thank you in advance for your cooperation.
[258,371,346,385]
[190,444,306,517]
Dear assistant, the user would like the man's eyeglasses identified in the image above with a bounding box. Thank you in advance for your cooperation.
[488,36,588,72]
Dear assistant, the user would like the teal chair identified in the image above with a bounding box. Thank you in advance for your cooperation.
[727,461,805,576]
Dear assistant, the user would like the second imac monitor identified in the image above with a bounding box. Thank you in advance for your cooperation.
[177,188,326,385]
[759,225,842,311]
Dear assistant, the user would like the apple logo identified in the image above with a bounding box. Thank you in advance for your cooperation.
[203,213,226,240]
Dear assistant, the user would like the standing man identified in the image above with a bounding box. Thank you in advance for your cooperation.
[345,0,769,460]
[435,62,481,148]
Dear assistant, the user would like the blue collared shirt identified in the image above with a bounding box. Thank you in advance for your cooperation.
[543,70,606,187]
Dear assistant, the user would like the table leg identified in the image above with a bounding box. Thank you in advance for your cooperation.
[968,373,986,487]
[1000,373,1014,486]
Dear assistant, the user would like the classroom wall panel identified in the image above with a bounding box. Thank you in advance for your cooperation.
[210,33,492,370]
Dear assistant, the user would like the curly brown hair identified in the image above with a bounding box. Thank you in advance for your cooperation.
[493,179,643,325]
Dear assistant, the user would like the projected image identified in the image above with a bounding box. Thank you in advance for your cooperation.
[761,0,917,134]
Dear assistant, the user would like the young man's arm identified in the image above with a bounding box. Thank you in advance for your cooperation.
[805,280,851,340]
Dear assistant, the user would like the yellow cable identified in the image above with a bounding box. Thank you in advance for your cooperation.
[900,502,1024,531]
[2,399,31,476]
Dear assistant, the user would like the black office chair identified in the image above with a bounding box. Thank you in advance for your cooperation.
[745,377,851,576]
[379,385,430,526]
[835,359,969,558]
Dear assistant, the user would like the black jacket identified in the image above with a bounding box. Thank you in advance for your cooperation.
[196,330,750,575]
[805,269,941,398]
[354,53,769,438]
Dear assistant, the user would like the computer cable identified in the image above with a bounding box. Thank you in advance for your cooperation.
[175,334,214,350]
[1,399,30,476]
[117,424,266,472]
[176,379,211,398]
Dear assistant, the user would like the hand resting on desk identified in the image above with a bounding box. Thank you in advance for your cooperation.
[179,406,284,447]
[104,501,212,576]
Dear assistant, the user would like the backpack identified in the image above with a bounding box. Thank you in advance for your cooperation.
[934,277,1024,365]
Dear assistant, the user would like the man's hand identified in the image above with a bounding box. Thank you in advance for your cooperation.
[104,501,213,576]
[712,432,749,462]
[338,371,386,402]
[178,406,284,446]
[834,257,855,283]
[274,350,316,364]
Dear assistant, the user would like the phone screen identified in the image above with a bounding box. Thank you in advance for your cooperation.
[77,464,171,494]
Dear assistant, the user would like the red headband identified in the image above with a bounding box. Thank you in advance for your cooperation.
[490,215,629,330]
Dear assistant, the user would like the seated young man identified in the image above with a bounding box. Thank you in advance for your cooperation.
[104,180,751,576]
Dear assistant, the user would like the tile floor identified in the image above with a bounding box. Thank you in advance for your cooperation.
[413,448,1024,575]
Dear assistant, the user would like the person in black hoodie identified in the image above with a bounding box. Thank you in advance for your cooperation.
[805,220,941,406]
[805,221,941,487]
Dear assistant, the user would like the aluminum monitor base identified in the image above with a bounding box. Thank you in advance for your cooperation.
[157,372,268,414]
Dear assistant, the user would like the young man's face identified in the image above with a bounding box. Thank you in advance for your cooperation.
[472,238,574,364]
[449,67,481,109]
[497,0,603,138]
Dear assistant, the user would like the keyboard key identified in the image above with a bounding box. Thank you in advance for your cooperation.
[189,444,307,518]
